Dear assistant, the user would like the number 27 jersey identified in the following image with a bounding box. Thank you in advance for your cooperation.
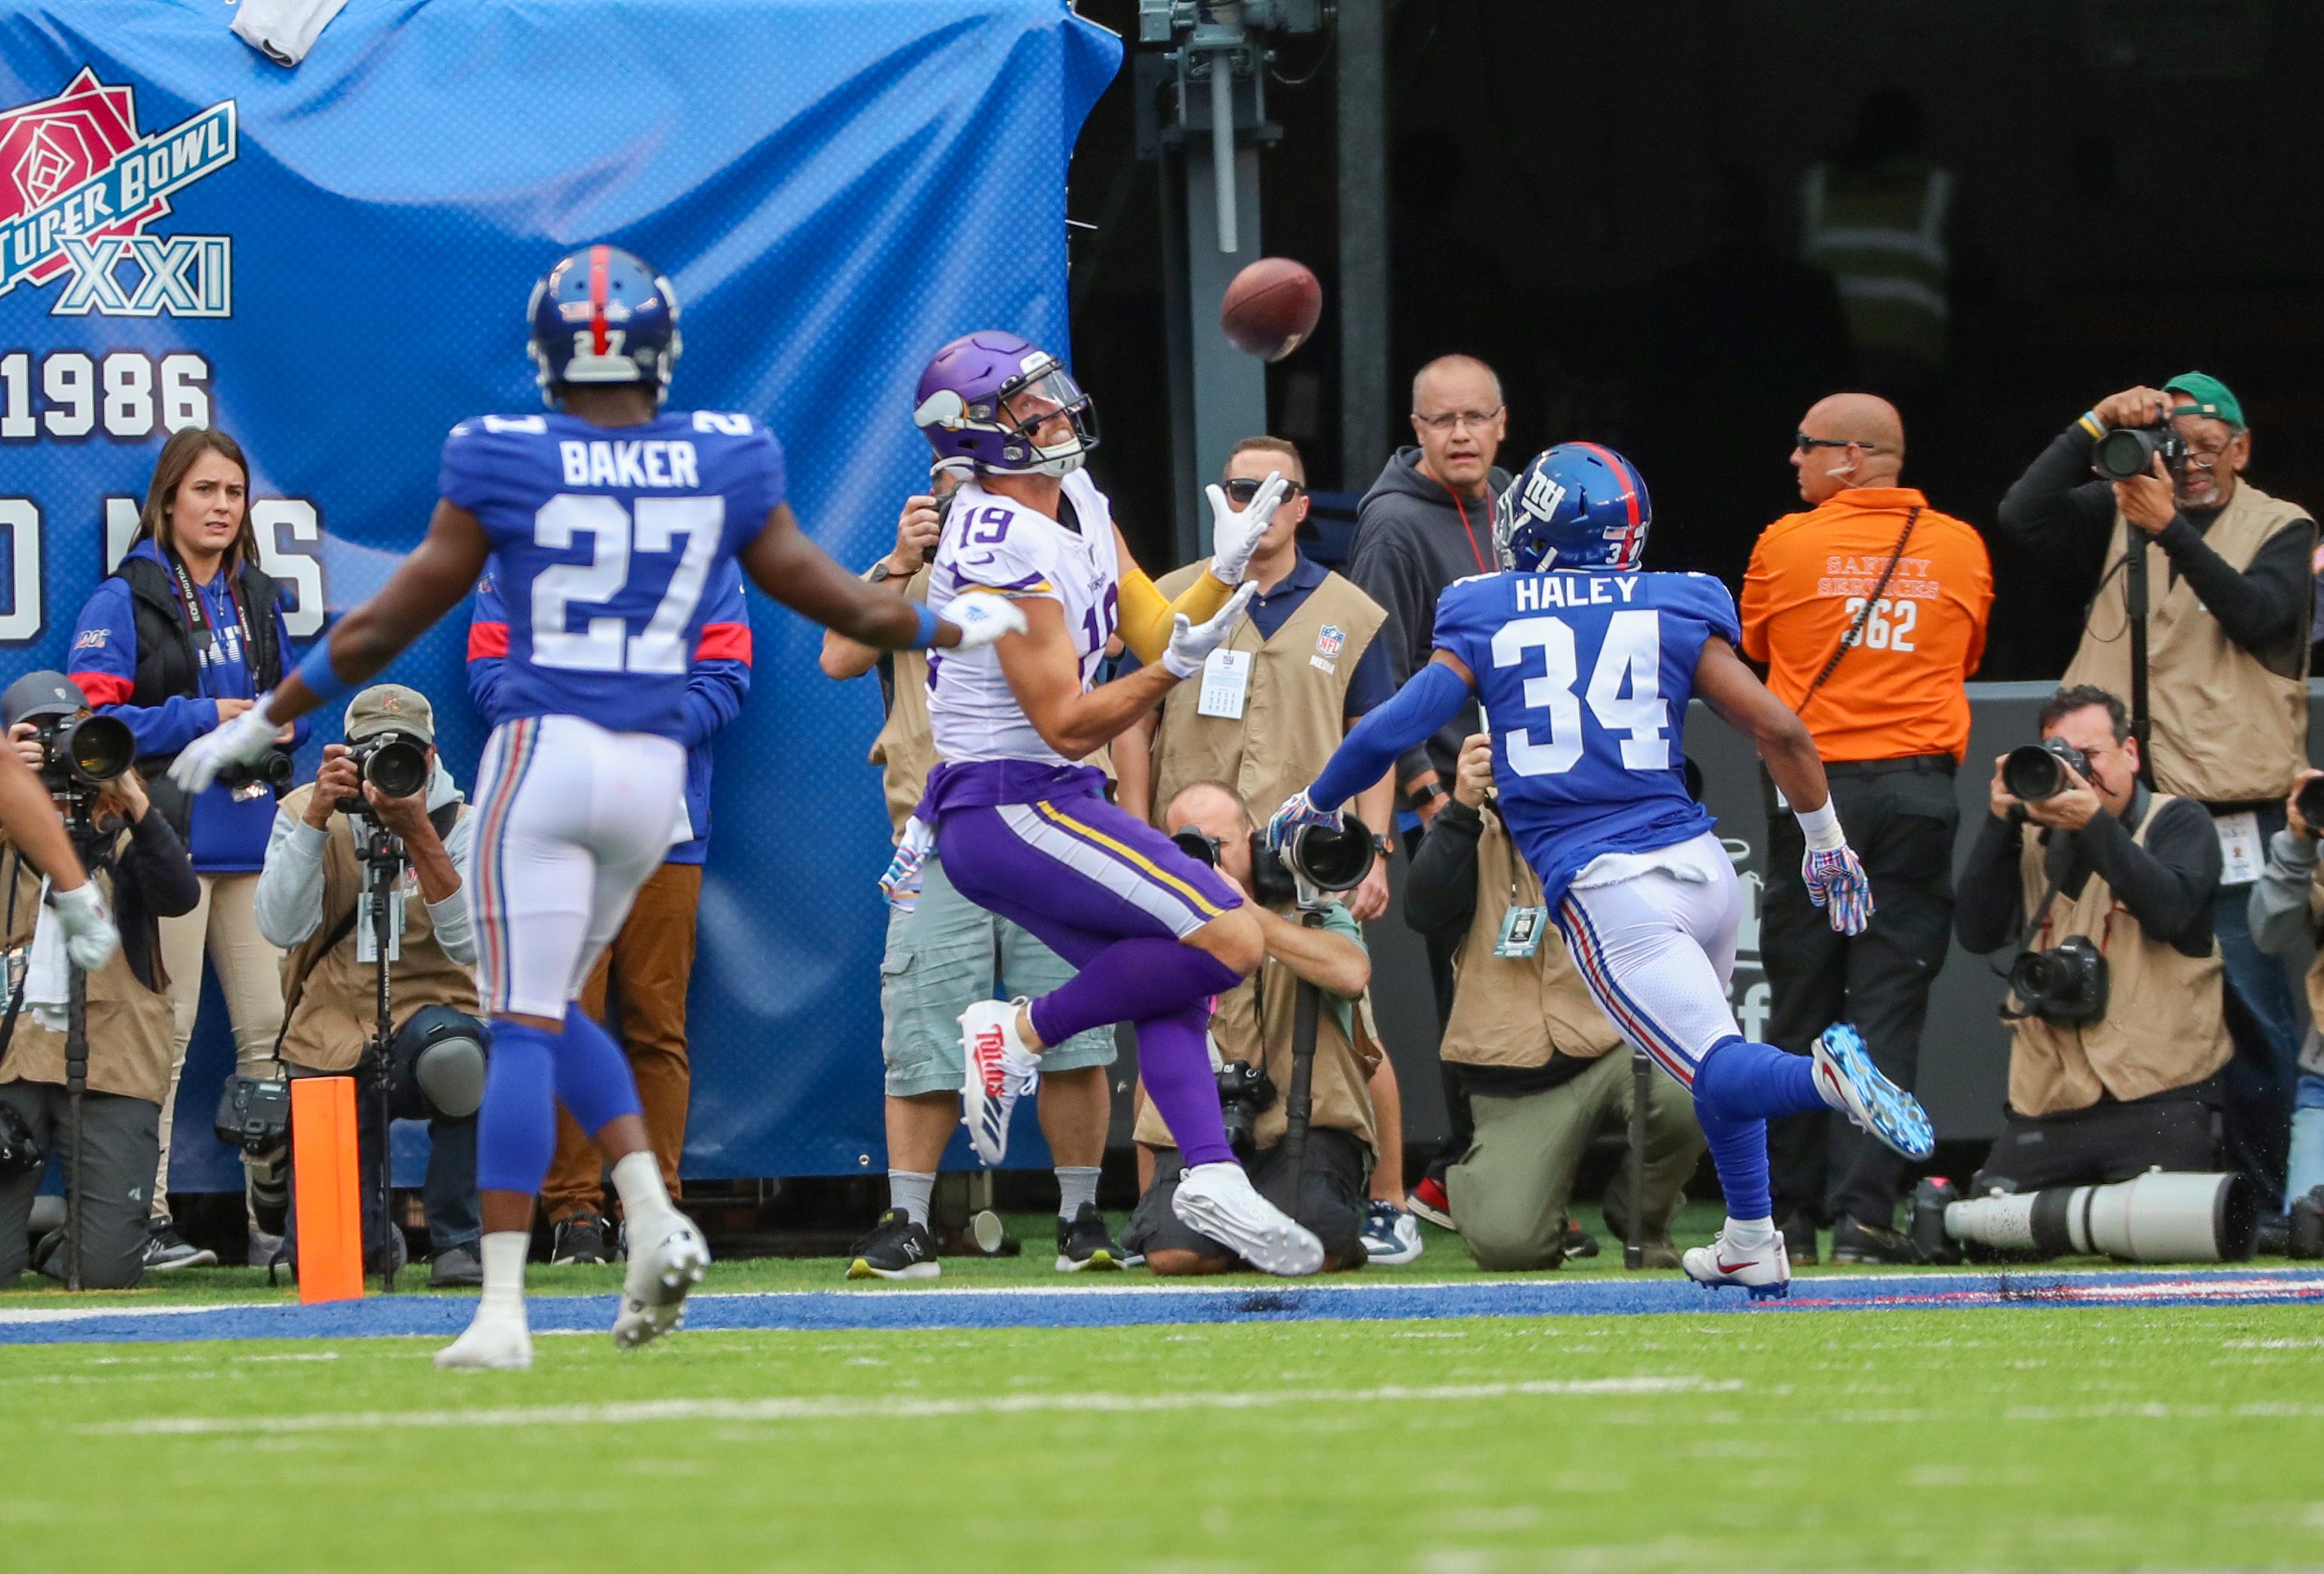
[1431,569,1743,905]
[439,409,783,741]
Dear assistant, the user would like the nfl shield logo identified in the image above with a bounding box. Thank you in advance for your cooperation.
[1316,624,1345,658]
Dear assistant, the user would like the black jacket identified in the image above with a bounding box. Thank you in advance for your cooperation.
[115,549,285,835]
[1955,785,2220,961]
[1346,448,1510,796]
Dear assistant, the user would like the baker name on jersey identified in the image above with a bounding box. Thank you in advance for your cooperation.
[559,439,702,489]
[1511,574,1643,612]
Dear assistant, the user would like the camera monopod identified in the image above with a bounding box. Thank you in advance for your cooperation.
[57,807,110,1293]
[2123,524,2155,789]
[357,816,405,1292]
[1274,823,1379,1225]
[1624,1048,1649,1270]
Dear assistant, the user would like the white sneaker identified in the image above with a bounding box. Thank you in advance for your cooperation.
[612,1211,711,1350]
[1681,1224,1791,1301]
[1171,1161,1324,1276]
[435,1303,533,1370]
[957,997,1039,1165]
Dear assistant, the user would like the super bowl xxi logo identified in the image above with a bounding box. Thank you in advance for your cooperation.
[0,68,236,317]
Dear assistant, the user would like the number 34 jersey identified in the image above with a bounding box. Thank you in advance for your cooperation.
[1431,568,1744,905]
[925,469,1122,767]
[439,409,783,742]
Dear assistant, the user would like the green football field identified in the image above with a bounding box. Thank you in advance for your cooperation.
[6,1211,2323,1573]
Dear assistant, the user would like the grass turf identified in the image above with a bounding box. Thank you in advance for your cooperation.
[5,1205,2324,1571]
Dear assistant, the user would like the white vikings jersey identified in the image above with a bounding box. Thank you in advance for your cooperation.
[926,469,1122,766]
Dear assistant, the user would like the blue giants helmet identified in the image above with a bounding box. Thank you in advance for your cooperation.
[526,244,683,408]
[1493,442,1652,573]
[912,331,1098,476]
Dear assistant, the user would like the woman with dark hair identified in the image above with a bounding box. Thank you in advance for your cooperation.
[66,426,305,1267]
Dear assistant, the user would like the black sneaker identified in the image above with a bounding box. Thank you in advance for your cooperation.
[429,1242,484,1288]
[1055,1202,1129,1272]
[551,1212,611,1266]
[1829,1214,1925,1265]
[1781,1213,1820,1266]
[847,1209,939,1281]
[1560,1219,1600,1260]
[144,1218,218,1272]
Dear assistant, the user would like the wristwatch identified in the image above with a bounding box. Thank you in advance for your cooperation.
[1371,832,1394,856]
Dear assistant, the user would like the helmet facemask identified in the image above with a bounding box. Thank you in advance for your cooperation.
[917,353,1099,476]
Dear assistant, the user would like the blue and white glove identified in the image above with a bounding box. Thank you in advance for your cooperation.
[1802,845,1874,936]
[879,816,935,911]
[1162,580,1258,678]
[944,590,1028,652]
[1266,787,1343,853]
[1205,470,1289,585]
[168,698,283,795]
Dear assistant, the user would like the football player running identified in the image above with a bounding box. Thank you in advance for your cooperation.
[1272,444,1934,1299]
[906,330,1328,1275]
[171,248,1026,1367]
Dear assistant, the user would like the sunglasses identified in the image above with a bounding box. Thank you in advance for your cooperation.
[1794,433,1881,454]
[1223,476,1306,505]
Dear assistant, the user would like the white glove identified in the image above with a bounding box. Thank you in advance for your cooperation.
[168,699,284,795]
[1205,470,1289,585]
[942,590,1029,652]
[1162,580,1258,679]
[49,883,118,974]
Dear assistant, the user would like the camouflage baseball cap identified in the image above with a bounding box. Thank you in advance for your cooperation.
[344,684,433,746]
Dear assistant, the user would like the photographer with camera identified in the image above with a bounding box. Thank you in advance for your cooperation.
[0,672,197,1288]
[68,427,307,1266]
[2241,769,2324,1232]
[1953,686,2228,1192]
[253,686,485,1286]
[1121,781,1376,1274]
[1404,734,1704,1269]
[1998,376,2315,1200]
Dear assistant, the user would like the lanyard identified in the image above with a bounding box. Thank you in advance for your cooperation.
[1448,489,1490,574]
[164,548,253,691]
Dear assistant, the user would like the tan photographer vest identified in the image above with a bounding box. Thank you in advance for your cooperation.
[1438,805,1624,1070]
[0,844,173,1105]
[1131,904,1380,1155]
[2061,481,2312,803]
[276,785,480,1073]
[1146,559,1386,830]
[867,567,1110,838]
[2007,797,2231,1116]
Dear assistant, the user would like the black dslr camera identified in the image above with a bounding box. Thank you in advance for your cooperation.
[2008,935,2108,1024]
[1215,1060,1276,1164]
[218,749,295,796]
[336,730,430,816]
[213,1071,292,1159]
[1169,819,1377,910]
[28,711,133,801]
[2091,422,2185,484]
[2002,737,2090,802]
[1171,827,1299,908]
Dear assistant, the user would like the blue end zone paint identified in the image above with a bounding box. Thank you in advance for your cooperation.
[3,1267,2320,1346]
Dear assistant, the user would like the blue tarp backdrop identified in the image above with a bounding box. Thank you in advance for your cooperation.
[0,0,1122,1189]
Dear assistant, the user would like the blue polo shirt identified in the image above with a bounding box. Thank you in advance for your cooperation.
[1123,553,1395,718]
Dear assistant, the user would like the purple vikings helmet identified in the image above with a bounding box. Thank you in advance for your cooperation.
[1493,442,1652,573]
[913,331,1099,476]
[527,244,683,409]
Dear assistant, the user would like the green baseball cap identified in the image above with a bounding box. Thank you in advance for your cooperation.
[344,684,434,746]
[2164,372,2245,430]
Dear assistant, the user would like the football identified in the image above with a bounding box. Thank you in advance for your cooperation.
[1220,256,1323,361]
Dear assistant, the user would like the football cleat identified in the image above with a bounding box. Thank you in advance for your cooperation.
[611,1211,710,1350]
[1171,1161,1324,1277]
[957,998,1039,1166]
[435,1305,534,1371]
[1812,1022,1935,1162]
[1682,1226,1791,1300]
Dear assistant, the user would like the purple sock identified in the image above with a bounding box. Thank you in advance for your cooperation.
[1027,938,1244,1047]
[1136,1001,1235,1168]
[1694,1035,1823,1122]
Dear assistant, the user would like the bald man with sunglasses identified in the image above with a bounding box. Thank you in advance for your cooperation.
[1742,392,1992,1265]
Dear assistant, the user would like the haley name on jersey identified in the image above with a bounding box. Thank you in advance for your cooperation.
[925,469,1122,766]
[439,409,784,742]
[1431,568,1743,904]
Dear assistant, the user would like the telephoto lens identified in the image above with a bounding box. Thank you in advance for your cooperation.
[2091,425,2181,482]
[1281,819,1376,893]
[2001,738,2087,802]
[49,712,133,786]
[363,736,430,798]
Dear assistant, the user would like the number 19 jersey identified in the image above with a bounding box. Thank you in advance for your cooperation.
[439,409,784,741]
[1431,568,1743,905]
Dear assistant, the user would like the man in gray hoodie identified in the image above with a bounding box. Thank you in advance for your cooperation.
[1346,354,1513,1224]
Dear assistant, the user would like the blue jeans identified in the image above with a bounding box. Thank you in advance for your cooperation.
[2286,1071,2324,1210]
[2214,804,2307,1199]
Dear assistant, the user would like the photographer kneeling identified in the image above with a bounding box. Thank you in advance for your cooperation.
[0,672,197,1288]
[254,686,485,1287]
[1406,734,1704,1269]
[1955,686,2228,1193]
[1123,781,1376,1274]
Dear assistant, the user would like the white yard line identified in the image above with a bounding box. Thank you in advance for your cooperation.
[86,1375,1739,1436]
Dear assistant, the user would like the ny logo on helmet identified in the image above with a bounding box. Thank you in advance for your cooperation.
[1519,468,1566,522]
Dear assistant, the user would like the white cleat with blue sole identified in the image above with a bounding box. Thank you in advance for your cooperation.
[1811,1022,1935,1162]
[1682,1227,1791,1300]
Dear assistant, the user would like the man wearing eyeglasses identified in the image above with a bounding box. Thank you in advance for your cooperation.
[1741,392,1992,1264]
[2000,374,2318,1208]
[1345,355,1512,1228]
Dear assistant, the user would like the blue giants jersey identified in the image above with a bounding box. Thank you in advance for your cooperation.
[1430,569,1743,904]
[439,409,784,740]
